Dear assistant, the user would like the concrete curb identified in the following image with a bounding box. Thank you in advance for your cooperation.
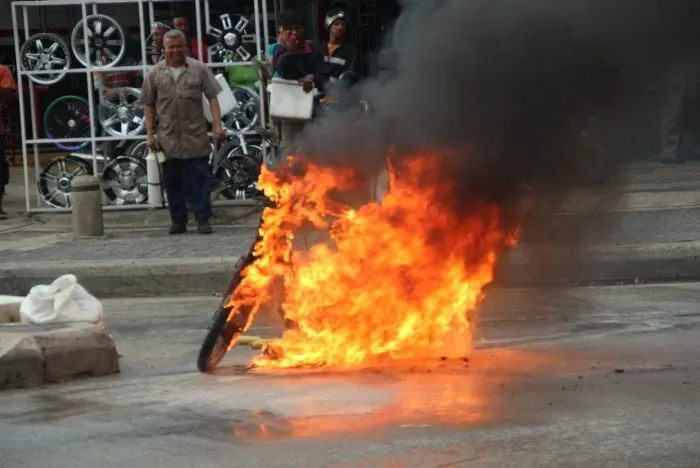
[561,189,700,213]
[0,322,120,391]
[497,242,700,286]
[1,242,700,297]
[0,257,243,297]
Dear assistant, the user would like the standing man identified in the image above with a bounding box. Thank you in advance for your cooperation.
[172,13,209,63]
[139,29,224,235]
[272,10,329,159]
[0,63,17,220]
[265,23,288,78]
[321,6,357,80]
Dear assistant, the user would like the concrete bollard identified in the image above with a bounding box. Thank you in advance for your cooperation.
[71,175,104,237]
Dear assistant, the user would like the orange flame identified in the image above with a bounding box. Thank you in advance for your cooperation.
[226,152,518,369]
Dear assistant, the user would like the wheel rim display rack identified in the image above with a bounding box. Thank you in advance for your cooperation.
[12,0,272,212]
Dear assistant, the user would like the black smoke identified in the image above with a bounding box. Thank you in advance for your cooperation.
[294,0,700,261]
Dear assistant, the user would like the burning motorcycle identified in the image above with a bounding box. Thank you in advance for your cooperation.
[197,71,389,372]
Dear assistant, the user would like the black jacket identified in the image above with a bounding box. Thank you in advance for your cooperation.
[273,42,330,91]
[321,41,357,78]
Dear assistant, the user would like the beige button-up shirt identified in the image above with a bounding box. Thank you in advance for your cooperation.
[139,57,222,159]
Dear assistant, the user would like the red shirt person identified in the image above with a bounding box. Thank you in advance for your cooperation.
[173,15,209,63]
[0,64,17,219]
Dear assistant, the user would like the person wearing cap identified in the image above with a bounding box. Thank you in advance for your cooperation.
[321,7,357,79]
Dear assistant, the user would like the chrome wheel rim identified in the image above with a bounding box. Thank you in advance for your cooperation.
[102,156,148,205]
[207,13,257,63]
[37,157,90,208]
[99,87,145,137]
[71,14,126,68]
[20,33,71,85]
[222,86,260,134]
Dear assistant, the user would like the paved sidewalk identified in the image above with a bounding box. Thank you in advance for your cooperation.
[1,222,700,297]
[2,161,700,296]
[4,161,700,220]
[0,227,258,297]
[0,227,256,263]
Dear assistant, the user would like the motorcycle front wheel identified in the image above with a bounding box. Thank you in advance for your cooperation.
[197,248,257,373]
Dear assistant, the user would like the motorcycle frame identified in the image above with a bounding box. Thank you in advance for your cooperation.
[11,0,272,213]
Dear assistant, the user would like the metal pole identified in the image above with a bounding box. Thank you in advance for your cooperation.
[195,0,203,62]
[257,0,269,164]
[204,0,211,64]
[253,0,263,60]
[147,0,155,66]
[263,0,270,51]
[80,0,98,176]
[148,1,154,28]
[93,0,101,159]
[11,4,31,213]
[259,0,268,127]
[23,6,42,209]
[138,0,148,82]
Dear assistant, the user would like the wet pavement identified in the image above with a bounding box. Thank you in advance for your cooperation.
[1,284,699,467]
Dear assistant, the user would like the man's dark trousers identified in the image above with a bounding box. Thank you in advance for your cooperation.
[660,59,700,162]
[0,135,8,196]
[163,155,212,225]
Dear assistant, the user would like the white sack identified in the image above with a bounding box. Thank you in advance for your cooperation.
[20,274,104,325]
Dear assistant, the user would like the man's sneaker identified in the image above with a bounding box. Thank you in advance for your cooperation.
[197,220,213,235]
[169,223,186,235]
[0,210,7,220]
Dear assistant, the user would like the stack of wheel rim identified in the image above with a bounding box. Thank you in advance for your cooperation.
[19,11,269,209]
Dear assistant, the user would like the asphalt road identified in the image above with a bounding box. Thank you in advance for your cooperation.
[1,285,699,467]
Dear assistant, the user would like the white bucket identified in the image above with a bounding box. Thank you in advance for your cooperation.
[268,78,317,122]
[202,74,237,123]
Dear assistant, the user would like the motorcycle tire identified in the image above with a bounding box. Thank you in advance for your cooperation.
[197,245,258,373]
[213,148,263,201]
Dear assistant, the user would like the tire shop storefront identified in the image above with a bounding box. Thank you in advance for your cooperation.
[8,0,402,212]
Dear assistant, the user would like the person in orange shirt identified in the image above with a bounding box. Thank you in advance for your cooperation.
[321,6,357,80]
[0,64,17,219]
